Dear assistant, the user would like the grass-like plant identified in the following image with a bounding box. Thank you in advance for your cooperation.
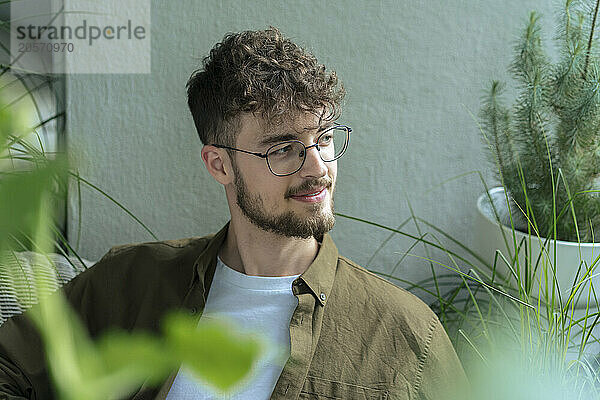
[481,0,600,243]
[338,205,600,398]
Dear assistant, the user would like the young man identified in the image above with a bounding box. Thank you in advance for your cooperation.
[0,28,467,399]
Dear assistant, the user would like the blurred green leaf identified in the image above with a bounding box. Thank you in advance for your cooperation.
[0,61,262,400]
[0,157,68,251]
[28,288,105,400]
[30,298,264,400]
[163,312,263,392]
[94,331,174,399]
[30,288,171,400]
[0,87,30,149]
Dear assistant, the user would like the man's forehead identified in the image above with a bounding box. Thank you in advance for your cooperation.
[238,111,332,143]
[262,112,330,135]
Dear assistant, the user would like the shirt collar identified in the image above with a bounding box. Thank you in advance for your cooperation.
[193,222,338,307]
[297,232,338,306]
[193,222,229,301]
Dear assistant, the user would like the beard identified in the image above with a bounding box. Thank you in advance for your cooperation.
[232,162,335,239]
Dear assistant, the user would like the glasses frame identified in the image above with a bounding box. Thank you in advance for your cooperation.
[211,124,351,176]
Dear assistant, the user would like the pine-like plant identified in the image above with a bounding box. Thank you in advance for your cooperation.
[481,0,600,243]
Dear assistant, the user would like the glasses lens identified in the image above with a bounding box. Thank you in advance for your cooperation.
[266,141,306,175]
[318,126,348,162]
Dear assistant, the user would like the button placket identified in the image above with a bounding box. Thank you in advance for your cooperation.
[273,293,315,399]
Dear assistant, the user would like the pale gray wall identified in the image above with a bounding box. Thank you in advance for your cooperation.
[67,0,557,298]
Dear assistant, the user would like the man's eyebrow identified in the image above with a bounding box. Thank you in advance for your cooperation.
[258,133,301,147]
[303,121,335,131]
[258,123,337,147]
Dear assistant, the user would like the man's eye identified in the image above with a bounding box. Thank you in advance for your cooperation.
[320,134,334,145]
[271,144,293,156]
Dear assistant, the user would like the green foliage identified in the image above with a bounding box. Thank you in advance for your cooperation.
[0,157,66,251]
[338,198,600,398]
[0,72,262,400]
[338,1,600,396]
[163,314,263,392]
[481,0,600,242]
[28,288,263,400]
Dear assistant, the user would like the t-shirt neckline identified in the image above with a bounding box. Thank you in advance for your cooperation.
[216,256,301,291]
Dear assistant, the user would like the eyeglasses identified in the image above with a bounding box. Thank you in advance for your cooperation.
[212,125,351,176]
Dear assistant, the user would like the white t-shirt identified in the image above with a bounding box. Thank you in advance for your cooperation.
[166,256,300,399]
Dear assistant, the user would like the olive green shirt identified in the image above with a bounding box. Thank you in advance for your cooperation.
[0,223,467,399]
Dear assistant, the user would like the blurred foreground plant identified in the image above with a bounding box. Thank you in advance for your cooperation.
[0,77,263,398]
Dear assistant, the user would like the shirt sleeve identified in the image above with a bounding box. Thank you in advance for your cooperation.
[0,258,96,399]
[0,312,49,399]
[412,316,470,400]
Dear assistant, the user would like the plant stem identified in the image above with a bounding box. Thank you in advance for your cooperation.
[584,0,600,78]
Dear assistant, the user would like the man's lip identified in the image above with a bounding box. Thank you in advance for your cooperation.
[290,186,326,197]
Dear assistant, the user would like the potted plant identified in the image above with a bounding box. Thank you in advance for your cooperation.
[333,1,600,394]
[337,209,600,398]
[475,0,600,316]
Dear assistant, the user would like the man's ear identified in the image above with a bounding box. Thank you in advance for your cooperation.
[201,145,234,185]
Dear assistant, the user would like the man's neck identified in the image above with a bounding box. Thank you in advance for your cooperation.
[218,219,320,277]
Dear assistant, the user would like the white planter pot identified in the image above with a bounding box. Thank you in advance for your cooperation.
[475,187,600,359]
[474,187,600,310]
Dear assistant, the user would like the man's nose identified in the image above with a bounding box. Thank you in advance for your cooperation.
[299,145,328,178]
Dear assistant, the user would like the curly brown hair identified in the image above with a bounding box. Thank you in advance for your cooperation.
[186,27,345,146]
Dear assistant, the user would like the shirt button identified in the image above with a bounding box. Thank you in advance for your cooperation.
[320,293,326,301]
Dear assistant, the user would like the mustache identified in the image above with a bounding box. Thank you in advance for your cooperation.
[285,178,333,198]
